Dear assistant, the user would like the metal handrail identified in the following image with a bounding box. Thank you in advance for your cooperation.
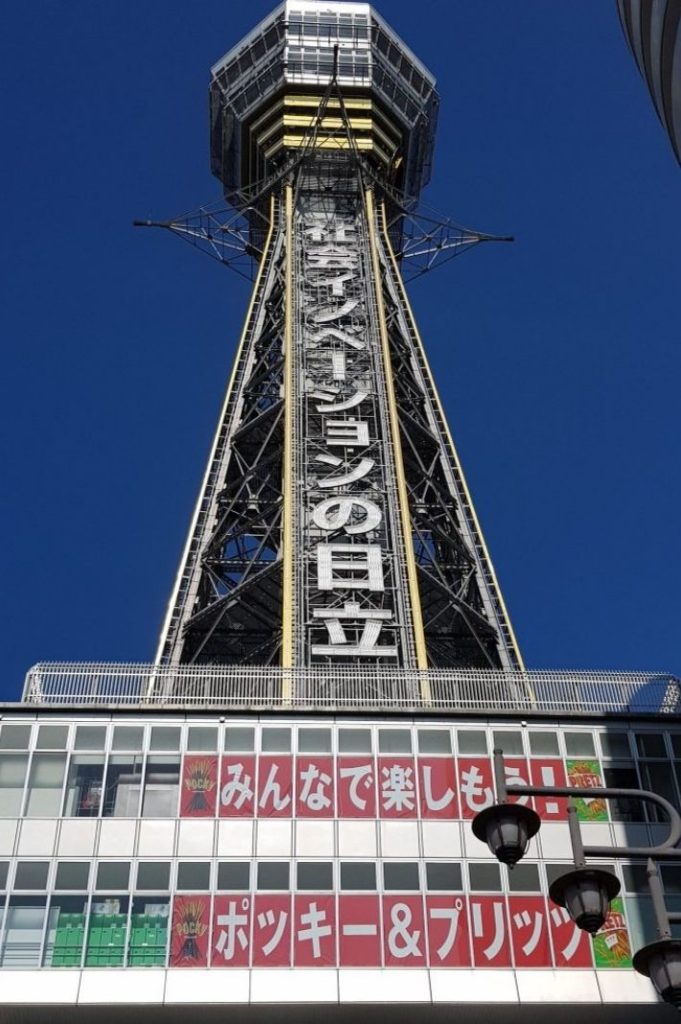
[19,662,681,715]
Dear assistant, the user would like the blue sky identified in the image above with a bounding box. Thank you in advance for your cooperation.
[1,2,679,699]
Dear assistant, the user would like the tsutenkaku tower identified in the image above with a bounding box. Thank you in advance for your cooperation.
[155,0,523,679]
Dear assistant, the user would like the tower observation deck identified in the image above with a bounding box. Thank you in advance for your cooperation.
[155,0,523,685]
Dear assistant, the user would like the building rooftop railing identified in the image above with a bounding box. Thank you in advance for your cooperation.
[19,663,681,717]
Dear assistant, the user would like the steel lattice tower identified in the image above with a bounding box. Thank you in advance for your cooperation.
[153,1,523,682]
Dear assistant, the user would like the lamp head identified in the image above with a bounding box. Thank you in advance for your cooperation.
[471,802,541,867]
[549,867,621,935]
[633,938,681,1010]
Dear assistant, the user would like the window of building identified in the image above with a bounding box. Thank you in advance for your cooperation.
[417,730,452,755]
[224,727,255,752]
[177,862,211,891]
[603,764,644,822]
[74,725,107,751]
[111,726,144,752]
[43,895,88,967]
[599,732,631,758]
[128,897,169,966]
[297,862,332,890]
[0,898,47,967]
[0,754,29,815]
[36,725,69,749]
[492,731,524,756]
[54,862,90,890]
[639,761,679,821]
[506,863,540,892]
[142,757,180,817]
[187,727,218,752]
[298,728,332,753]
[136,862,171,891]
[86,896,129,967]
[636,733,667,759]
[217,862,250,890]
[257,862,289,890]
[0,862,8,890]
[63,755,104,817]
[103,756,143,817]
[468,863,501,891]
[96,862,130,890]
[25,754,67,817]
[528,731,560,756]
[0,724,31,749]
[425,862,462,891]
[622,864,649,893]
[338,728,371,753]
[670,735,681,759]
[14,862,49,890]
[457,731,487,755]
[340,862,376,890]
[261,728,291,753]
[149,727,181,752]
[378,729,411,754]
[383,862,419,890]
[564,733,596,757]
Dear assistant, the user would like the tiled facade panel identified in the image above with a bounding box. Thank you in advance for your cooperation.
[0,715,678,972]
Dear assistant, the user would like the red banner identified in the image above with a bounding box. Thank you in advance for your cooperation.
[456,758,495,819]
[426,896,470,966]
[548,899,593,967]
[211,895,252,967]
[378,757,417,818]
[296,756,334,817]
[219,755,256,817]
[470,897,512,967]
[180,756,218,817]
[382,896,426,966]
[337,756,377,817]
[417,758,458,819]
[530,758,568,820]
[257,756,293,817]
[252,894,292,966]
[170,895,210,968]
[294,895,336,966]
[338,895,382,966]
[508,896,552,967]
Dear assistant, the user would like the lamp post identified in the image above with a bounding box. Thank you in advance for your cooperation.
[472,748,681,1010]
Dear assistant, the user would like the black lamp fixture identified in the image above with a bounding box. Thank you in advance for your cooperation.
[548,867,621,935]
[633,939,681,1010]
[471,801,541,867]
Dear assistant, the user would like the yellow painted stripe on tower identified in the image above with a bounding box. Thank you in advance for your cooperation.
[378,201,526,673]
[365,188,430,685]
[281,183,295,690]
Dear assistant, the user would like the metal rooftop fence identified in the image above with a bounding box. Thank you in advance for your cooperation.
[20,663,681,716]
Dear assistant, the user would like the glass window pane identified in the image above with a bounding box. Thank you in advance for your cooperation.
[622,864,649,893]
[671,735,681,759]
[262,728,291,753]
[603,765,644,822]
[417,730,452,754]
[297,862,332,890]
[492,731,524,756]
[96,862,130,890]
[63,755,104,817]
[661,866,681,895]
[74,725,106,751]
[86,896,129,967]
[383,863,419,890]
[25,754,67,817]
[225,727,255,752]
[257,862,289,890]
[457,731,487,755]
[298,728,332,753]
[469,863,501,891]
[188,727,218,752]
[136,862,171,890]
[43,895,88,967]
[217,862,250,889]
[0,725,31,749]
[112,726,144,751]
[528,731,559,756]
[425,862,462,891]
[340,862,376,890]
[636,733,666,758]
[378,730,411,754]
[338,729,371,753]
[0,753,29,815]
[177,862,210,890]
[640,762,679,820]
[0,862,8,889]
[129,896,169,966]
[1,898,47,967]
[15,862,49,889]
[54,862,89,890]
[36,725,69,749]
[506,863,540,891]
[142,757,180,817]
[150,727,181,752]
[599,732,631,758]
[103,756,142,817]
[564,732,596,757]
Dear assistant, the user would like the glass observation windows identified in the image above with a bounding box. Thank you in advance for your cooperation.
[142,757,180,817]
[103,756,143,817]
[43,895,88,967]
[63,755,105,817]
[0,898,47,967]
[0,754,29,815]
[85,896,129,967]
[25,754,67,817]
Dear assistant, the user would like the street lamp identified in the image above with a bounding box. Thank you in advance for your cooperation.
[472,749,681,1010]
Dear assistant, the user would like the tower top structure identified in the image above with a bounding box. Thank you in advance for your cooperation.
[209,0,439,203]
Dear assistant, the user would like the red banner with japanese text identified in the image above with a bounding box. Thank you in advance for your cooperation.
[180,755,218,817]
